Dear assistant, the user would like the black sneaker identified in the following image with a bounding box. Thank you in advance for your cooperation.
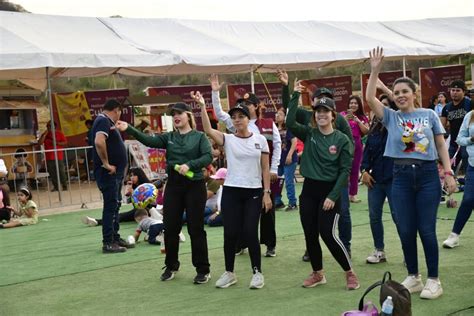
[160,267,176,281]
[265,247,276,257]
[116,238,135,248]
[193,272,211,284]
[275,203,285,210]
[102,243,127,254]
[302,250,310,262]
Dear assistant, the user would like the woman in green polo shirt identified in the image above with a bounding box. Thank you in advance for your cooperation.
[286,81,360,290]
[116,102,213,285]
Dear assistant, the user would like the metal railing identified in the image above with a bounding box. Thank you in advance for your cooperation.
[1,146,102,211]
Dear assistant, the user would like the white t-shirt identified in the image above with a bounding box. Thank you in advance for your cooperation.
[223,133,269,188]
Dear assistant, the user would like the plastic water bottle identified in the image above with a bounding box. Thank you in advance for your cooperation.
[381,296,394,316]
[174,164,194,179]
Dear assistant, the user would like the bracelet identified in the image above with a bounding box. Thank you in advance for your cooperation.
[444,170,455,177]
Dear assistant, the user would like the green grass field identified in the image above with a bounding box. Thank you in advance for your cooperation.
[1,184,473,315]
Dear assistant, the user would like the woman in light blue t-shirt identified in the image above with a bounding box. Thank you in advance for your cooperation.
[366,47,456,300]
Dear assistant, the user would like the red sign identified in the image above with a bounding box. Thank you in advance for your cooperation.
[146,85,213,130]
[227,83,282,120]
[52,89,130,147]
[361,70,412,112]
[419,65,465,108]
[301,76,353,112]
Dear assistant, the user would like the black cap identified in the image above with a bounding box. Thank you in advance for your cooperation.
[313,97,336,111]
[168,102,191,115]
[229,102,251,119]
[242,93,260,105]
[450,79,466,90]
[312,87,334,100]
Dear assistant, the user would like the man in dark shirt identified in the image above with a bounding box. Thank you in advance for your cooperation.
[441,80,473,172]
[92,99,129,253]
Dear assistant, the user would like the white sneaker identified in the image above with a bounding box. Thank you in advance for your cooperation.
[442,233,459,249]
[366,250,387,264]
[215,271,237,288]
[179,231,186,243]
[401,274,424,293]
[235,248,248,256]
[420,278,443,299]
[81,216,98,227]
[249,268,265,289]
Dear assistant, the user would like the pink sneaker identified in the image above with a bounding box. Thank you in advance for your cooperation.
[303,271,327,288]
[346,271,360,290]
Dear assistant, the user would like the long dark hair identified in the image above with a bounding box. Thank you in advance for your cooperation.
[276,108,286,130]
[348,95,366,118]
[128,168,150,189]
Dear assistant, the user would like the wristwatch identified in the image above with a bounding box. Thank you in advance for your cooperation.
[263,189,271,194]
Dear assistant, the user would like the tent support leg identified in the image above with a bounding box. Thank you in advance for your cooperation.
[402,57,407,77]
[46,67,63,203]
[250,66,255,93]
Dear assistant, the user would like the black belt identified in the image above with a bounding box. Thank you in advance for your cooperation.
[393,158,436,166]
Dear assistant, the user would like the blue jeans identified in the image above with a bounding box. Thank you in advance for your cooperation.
[275,162,298,206]
[94,168,124,244]
[368,181,397,250]
[391,161,441,278]
[338,186,351,253]
[452,165,474,234]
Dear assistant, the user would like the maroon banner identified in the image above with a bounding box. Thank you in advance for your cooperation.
[301,76,353,112]
[361,70,412,112]
[419,65,465,108]
[227,83,282,120]
[84,89,130,122]
[52,89,130,148]
[146,85,214,130]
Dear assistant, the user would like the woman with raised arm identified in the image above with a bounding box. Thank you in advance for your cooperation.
[366,47,456,300]
[116,103,213,285]
[286,80,359,291]
[210,73,280,258]
[192,91,272,290]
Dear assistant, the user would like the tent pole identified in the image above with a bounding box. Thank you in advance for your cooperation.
[250,66,255,93]
[402,57,407,77]
[46,67,63,203]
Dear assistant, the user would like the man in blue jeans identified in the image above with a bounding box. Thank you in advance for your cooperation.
[92,99,130,254]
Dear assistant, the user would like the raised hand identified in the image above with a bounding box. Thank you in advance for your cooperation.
[369,47,384,72]
[190,91,205,106]
[115,120,128,132]
[209,74,225,91]
[277,69,288,86]
[293,79,306,93]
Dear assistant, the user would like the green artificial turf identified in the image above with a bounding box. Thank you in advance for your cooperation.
[1,184,473,315]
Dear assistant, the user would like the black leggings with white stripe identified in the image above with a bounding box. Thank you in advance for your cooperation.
[299,178,351,272]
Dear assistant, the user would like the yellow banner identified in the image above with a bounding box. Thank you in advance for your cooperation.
[55,91,92,137]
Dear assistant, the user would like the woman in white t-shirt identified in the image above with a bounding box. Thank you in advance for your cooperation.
[192,91,272,290]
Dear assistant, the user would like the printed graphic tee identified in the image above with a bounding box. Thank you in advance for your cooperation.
[382,106,445,161]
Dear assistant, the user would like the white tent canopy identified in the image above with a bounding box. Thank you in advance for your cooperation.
[0,11,472,88]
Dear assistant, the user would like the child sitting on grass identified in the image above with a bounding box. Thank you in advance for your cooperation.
[0,187,38,229]
[132,208,164,245]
